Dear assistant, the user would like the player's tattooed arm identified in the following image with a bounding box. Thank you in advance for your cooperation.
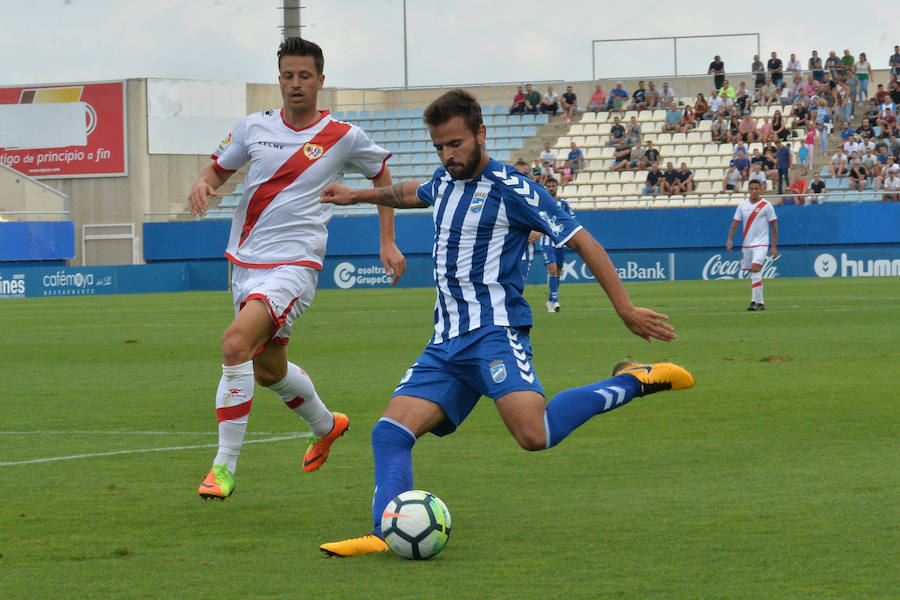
[322,181,427,209]
[378,183,407,208]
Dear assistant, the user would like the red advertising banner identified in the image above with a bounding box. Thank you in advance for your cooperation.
[0,81,126,178]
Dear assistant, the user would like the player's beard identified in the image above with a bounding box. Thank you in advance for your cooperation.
[444,140,484,180]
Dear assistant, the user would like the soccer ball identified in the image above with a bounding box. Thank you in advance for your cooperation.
[381,490,452,560]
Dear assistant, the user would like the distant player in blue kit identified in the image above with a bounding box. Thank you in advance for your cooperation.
[318,90,695,557]
[540,177,574,313]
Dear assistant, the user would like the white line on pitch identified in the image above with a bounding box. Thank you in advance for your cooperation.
[0,430,299,436]
[0,433,309,467]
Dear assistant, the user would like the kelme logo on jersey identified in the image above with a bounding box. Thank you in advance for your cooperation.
[303,142,324,160]
[489,360,507,383]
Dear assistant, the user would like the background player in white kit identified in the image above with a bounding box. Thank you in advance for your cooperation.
[187,37,405,499]
[725,180,778,311]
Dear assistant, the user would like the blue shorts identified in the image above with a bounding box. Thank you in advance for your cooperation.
[392,325,545,436]
[541,244,565,268]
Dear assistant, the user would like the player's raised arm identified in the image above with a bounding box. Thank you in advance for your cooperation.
[188,164,230,216]
[321,181,428,209]
[566,228,676,343]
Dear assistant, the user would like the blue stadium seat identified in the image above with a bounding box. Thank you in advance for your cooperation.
[522,126,536,137]
[534,114,549,125]
[384,109,399,118]
[398,119,414,129]
[359,110,371,118]
[412,107,425,118]
[494,127,509,138]
[233,183,245,194]
[495,150,511,162]
[371,131,386,143]
[333,111,345,120]
[520,114,535,124]
[508,138,524,150]
[397,142,412,153]
[373,109,386,118]
[508,126,523,137]
[859,191,877,202]
[384,119,398,130]
[398,108,414,118]
[344,110,358,119]
[219,195,239,208]
[412,141,428,152]
[496,138,512,150]
[507,115,522,126]
[413,130,430,142]
[492,115,508,126]
[397,130,412,141]
[385,131,399,141]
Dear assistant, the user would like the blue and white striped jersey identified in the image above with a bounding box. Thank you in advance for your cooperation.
[416,158,582,343]
[540,197,575,248]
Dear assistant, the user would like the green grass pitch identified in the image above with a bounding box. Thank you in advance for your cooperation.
[1,276,897,599]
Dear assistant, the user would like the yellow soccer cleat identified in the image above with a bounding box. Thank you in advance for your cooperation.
[198,464,235,500]
[303,412,350,472]
[612,361,695,395]
[320,534,389,557]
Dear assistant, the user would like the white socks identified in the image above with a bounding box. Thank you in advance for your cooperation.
[213,360,254,474]
[268,362,334,438]
[751,272,764,304]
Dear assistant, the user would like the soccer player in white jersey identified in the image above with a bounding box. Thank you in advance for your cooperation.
[726,179,779,311]
[317,90,694,557]
[541,177,574,312]
[187,37,405,500]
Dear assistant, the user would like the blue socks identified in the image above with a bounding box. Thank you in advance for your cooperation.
[371,417,416,537]
[548,275,559,302]
[544,374,643,448]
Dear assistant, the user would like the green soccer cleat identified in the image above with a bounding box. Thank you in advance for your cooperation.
[612,361,695,396]
[198,464,235,500]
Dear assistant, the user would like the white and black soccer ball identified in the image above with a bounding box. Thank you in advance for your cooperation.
[381,490,452,560]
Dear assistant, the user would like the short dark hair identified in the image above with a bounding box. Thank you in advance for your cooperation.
[423,89,483,135]
[515,159,529,168]
[748,179,762,187]
[277,37,324,74]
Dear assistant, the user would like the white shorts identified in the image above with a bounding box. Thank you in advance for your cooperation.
[230,264,318,344]
[741,246,768,270]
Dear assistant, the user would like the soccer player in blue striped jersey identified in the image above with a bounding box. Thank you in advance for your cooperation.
[318,90,695,557]
[541,177,573,313]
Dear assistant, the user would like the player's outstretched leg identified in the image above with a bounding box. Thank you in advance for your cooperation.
[544,361,694,448]
[319,418,414,557]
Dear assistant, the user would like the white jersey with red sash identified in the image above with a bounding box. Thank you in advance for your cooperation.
[732,198,777,248]
[212,109,390,269]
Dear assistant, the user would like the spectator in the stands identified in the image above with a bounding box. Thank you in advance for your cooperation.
[881,168,900,200]
[784,177,808,205]
[890,46,900,76]
[509,86,526,114]
[676,162,694,194]
[775,140,792,194]
[721,93,736,118]
[759,77,777,106]
[606,82,628,113]
[878,107,897,134]
[659,82,676,110]
[735,82,752,115]
[539,142,556,170]
[694,93,709,120]
[829,150,849,177]
[629,139,647,169]
[738,114,759,142]
[566,141,584,173]
[661,103,682,133]
[642,163,662,196]
[809,172,826,203]
[680,105,697,131]
[524,84,541,114]
[752,54,766,89]
[772,110,789,142]
[645,81,660,109]
[707,90,724,119]
[610,139,632,172]
[626,116,642,145]
[857,118,875,140]
[540,85,560,115]
[643,140,660,168]
[825,51,842,81]
[722,164,743,193]
[848,159,867,191]
[758,116,775,143]
[748,162,768,190]
[839,121,856,141]
[731,150,750,179]
[530,159,544,181]
[629,81,648,112]
[836,81,852,127]
[856,53,873,102]
[712,115,730,143]
[606,116,625,146]
[514,159,530,176]
[787,53,803,75]
[751,147,777,180]
[803,125,817,173]
[728,115,742,144]
[587,84,606,112]
[709,55,725,90]
[862,147,880,181]
[660,162,680,196]
[718,80,736,99]
[778,82,792,106]
[809,50,825,82]
[790,101,810,132]
[560,85,578,123]
[768,51,784,87]
[841,49,856,80]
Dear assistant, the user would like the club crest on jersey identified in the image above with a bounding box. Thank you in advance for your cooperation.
[214,132,233,155]
[470,192,487,213]
[489,360,507,383]
[303,142,324,160]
